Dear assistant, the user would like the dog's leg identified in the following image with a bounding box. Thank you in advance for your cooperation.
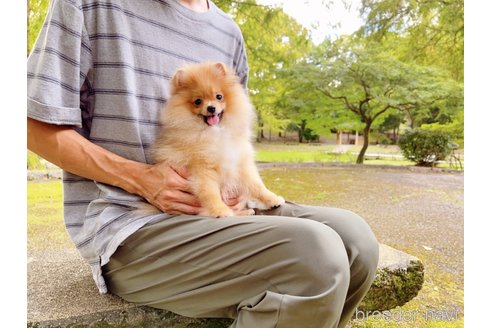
[190,168,234,218]
[239,159,285,210]
[235,209,256,216]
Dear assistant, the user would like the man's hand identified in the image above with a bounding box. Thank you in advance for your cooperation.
[138,163,203,215]
[138,164,249,216]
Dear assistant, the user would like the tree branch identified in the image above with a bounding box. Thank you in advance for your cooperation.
[316,87,359,115]
[372,105,392,120]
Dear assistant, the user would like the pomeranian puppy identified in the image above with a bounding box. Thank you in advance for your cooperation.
[152,62,285,217]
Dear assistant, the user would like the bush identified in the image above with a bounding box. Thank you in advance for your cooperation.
[303,128,319,142]
[398,130,451,166]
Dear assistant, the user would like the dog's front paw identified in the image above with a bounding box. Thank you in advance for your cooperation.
[203,205,234,218]
[267,195,285,209]
[253,193,285,210]
[235,208,256,216]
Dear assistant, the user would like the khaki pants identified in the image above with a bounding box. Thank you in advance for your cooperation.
[102,202,379,328]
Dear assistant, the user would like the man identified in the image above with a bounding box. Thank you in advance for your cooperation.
[27,0,379,327]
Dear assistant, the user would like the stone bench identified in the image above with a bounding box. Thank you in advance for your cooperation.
[27,244,423,328]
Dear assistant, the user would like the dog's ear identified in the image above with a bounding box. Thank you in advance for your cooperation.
[172,69,185,90]
[214,62,228,77]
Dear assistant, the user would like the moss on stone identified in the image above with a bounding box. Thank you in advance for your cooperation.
[359,260,425,312]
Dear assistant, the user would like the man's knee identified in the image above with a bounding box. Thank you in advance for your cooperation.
[334,209,379,277]
[263,218,351,296]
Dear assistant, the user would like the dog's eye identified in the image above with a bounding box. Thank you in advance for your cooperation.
[216,94,223,101]
[194,99,202,106]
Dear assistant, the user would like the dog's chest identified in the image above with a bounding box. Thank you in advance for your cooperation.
[204,127,249,187]
[218,137,241,178]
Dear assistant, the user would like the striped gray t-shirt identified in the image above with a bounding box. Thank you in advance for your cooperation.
[27,0,248,293]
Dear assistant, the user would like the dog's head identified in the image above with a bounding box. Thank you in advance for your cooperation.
[170,62,240,127]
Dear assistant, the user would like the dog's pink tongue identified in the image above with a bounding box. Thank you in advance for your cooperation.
[207,115,220,126]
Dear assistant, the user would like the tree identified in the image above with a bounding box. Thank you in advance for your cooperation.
[215,1,313,141]
[359,0,464,82]
[357,0,464,148]
[291,38,461,164]
[273,79,329,143]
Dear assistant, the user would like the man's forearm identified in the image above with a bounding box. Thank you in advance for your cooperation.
[27,118,148,195]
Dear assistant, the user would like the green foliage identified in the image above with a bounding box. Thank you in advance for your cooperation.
[289,37,460,162]
[370,131,391,145]
[27,0,50,56]
[421,116,464,147]
[377,112,405,133]
[27,150,44,170]
[215,1,313,138]
[398,130,451,166]
[302,127,319,142]
[359,0,464,81]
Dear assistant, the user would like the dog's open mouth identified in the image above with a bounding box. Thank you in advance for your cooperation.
[202,112,224,126]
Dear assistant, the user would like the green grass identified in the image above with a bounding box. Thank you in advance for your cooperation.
[27,180,70,250]
[253,142,463,169]
[256,149,358,163]
[254,143,394,164]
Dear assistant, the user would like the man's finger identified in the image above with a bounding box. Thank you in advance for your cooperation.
[169,166,195,193]
[172,165,190,179]
[173,190,201,207]
[167,202,202,215]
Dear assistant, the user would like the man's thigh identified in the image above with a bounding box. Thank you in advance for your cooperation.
[103,211,348,318]
[257,201,378,251]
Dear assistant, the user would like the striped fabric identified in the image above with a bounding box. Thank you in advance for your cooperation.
[27,0,248,293]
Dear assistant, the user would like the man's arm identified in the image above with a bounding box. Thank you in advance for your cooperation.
[27,118,202,215]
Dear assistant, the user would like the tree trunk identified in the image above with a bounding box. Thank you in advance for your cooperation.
[336,131,342,145]
[408,111,416,129]
[298,120,307,143]
[356,123,372,164]
[256,112,263,143]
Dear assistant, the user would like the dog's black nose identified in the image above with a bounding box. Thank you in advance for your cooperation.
[207,106,216,114]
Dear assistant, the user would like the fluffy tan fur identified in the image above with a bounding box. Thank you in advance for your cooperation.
[152,62,284,217]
